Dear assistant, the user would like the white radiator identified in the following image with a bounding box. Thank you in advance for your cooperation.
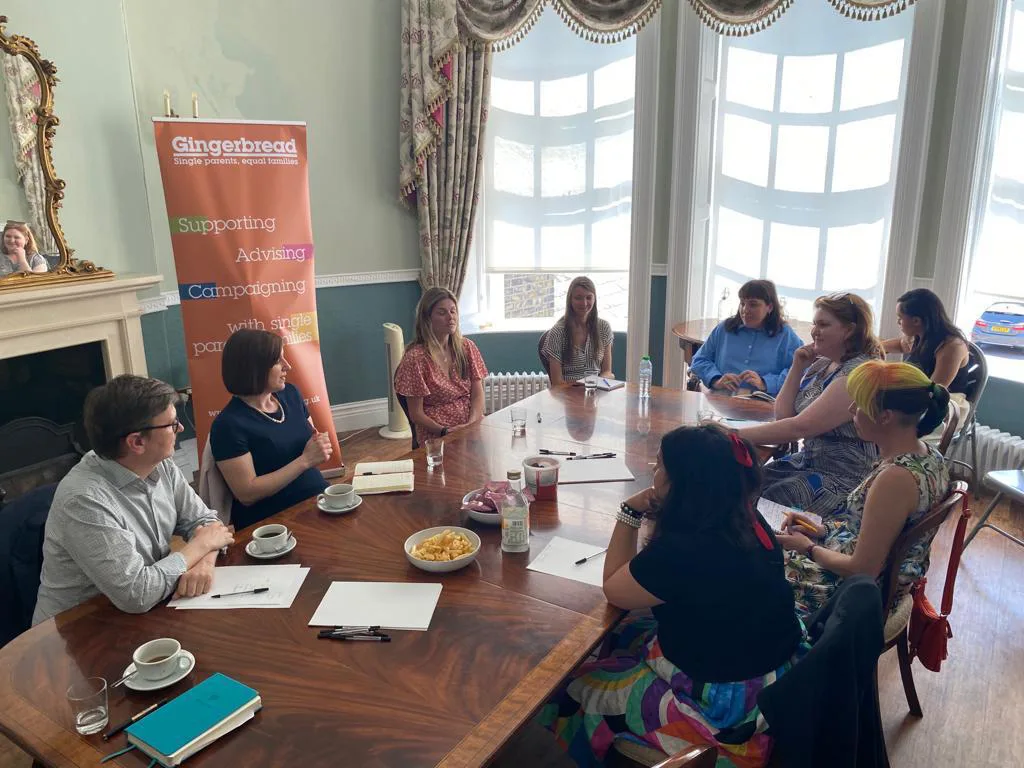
[947,424,1024,477]
[482,371,549,414]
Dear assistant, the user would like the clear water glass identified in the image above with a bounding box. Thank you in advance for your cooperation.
[510,407,527,436]
[67,676,108,735]
[584,374,597,392]
[425,437,444,468]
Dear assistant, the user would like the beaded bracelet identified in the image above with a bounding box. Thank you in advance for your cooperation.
[617,502,643,529]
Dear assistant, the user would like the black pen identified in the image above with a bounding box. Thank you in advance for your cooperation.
[211,587,269,599]
[333,634,391,642]
[102,698,170,740]
[574,549,607,565]
[566,453,616,461]
[539,449,576,456]
[318,626,381,637]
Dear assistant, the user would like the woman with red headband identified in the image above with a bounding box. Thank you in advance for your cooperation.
[539,424,806,768]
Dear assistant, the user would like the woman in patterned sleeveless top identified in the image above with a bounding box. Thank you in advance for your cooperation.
[736,293,882,519]
[543,276,613,385]
[776,361,952,618]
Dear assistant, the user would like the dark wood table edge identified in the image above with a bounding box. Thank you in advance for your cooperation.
[438,610,622,768]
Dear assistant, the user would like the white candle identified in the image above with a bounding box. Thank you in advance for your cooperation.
[192,92,199,119]
[163,90,171,117]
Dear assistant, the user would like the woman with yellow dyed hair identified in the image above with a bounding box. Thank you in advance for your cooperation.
[775,361,951,617]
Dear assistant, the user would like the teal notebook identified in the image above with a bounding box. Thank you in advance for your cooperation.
[126,673,261,766]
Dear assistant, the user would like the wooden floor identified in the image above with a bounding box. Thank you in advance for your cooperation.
[2,429,1022,768]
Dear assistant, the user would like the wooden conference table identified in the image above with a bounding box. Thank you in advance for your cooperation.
[0,386,772,768]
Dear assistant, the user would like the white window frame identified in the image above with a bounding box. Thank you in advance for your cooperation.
[932,0,1010,317]
[462,15,662,385]
[661,1,946,387]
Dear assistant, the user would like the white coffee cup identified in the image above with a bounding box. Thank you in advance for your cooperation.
[132,637,187,682]
[318,483,355,511]
[251,523,290,553]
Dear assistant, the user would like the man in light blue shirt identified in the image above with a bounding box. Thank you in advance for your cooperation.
[33,376,234,624]
[690,281,806,397]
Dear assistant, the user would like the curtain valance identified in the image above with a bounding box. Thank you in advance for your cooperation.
[685,0,916,37]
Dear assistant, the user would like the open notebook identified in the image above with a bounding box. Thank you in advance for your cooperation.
[352,459,414,494]
[126,673,261,766]
[572,377,625,391]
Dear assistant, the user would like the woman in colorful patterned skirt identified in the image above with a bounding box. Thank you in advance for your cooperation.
[539,425,808,768]
[776,360,952,618]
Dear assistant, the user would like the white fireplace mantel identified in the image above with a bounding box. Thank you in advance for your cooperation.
[0,274,162,378]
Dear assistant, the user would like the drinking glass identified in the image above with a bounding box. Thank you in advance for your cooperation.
[67,677,108,735]
[425,437,444,468]
[510,407,527,436]
[584,374,598,392]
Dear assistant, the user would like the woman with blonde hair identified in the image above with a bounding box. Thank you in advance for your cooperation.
[736,293,882,518]
[543,276,613,384]
[0,221,47,274]
[394,286,488,442]
[777,360,951,617]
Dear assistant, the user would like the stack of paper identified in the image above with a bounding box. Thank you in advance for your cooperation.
[756,498,822,533]
[527,537,606,587]
[168,565,309,609]
[573,377,626,391]
[352,459,415,494]
[308,582,442,630]
[558,457,635,484]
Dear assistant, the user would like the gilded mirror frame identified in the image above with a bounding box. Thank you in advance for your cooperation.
[0,16,112,292]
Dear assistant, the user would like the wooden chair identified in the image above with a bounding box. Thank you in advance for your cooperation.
[538,330,551,377]
[876,481,969,717]
[936,401,959,456]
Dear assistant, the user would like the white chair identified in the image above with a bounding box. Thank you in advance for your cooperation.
[963,462,1024,550]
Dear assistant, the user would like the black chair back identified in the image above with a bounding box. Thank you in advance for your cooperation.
[395,391,419,450]
[0,482,56,647]
[963,341,989,408]
[538,330,551,376]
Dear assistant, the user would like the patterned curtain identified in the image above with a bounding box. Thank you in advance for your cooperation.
[415,43,490,295]
[1,52,56,255]
[684,0,916,36]
[400,0,662,297]
[458,0,662,48]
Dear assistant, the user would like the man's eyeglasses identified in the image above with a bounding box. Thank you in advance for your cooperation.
[121,418,181,439]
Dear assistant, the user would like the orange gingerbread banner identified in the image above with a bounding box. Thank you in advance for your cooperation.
[152,118,341,473]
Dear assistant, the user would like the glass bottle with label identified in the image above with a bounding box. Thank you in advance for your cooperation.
[500,469,530,553]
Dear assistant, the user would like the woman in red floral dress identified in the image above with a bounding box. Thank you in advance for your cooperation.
[394,287,488,443]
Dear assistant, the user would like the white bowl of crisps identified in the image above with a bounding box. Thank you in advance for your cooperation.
[404,526,481,573]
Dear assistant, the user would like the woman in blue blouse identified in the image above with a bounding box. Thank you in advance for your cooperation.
[690,280,804,397]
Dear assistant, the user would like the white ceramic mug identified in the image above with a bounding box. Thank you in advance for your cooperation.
[318,483,355,510]
[251,523,290,553]
[132,638,187,682]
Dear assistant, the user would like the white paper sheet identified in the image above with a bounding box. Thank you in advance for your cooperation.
[168,565,309,609]
[307,582,443,630]
[557,457,635,484]
[756,498,822,533]
[526,537,606,587]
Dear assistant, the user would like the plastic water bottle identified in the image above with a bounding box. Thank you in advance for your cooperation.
[639,355,653,400]
[500,469,530,553]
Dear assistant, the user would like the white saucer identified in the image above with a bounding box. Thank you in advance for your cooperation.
[245,534,297,559]
[317,495,363,515]
[123,650,195,692]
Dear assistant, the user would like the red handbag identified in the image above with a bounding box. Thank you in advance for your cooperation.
[907,494,972,672]
[908,578,950,672]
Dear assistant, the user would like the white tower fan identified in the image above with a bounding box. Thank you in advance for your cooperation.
[379,322,412,440]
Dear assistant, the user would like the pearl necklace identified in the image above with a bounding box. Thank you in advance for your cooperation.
[245,394,285,424]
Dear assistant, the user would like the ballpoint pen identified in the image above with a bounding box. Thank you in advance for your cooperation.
[102,698,170,740]
[211,587,269,599]
[574,549,607,565]
[566,453,616,460]
[539,449,576,456]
